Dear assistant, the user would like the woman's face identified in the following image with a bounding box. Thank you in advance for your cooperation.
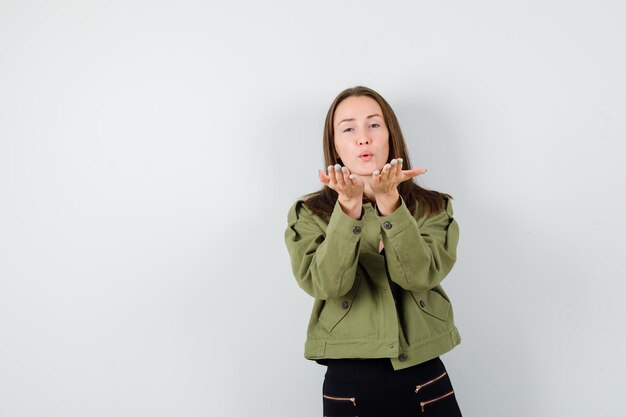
[333,95,390,176]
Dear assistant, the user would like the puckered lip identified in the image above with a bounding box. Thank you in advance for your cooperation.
[358,150,372,157]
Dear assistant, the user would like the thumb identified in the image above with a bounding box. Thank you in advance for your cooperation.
[349,174,364,186]
[402,167,427,180]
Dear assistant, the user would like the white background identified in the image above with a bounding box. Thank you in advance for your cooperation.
[1,1,625,416]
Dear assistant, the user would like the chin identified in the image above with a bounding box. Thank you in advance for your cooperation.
[349,161,379,176]
[357,164,380,175]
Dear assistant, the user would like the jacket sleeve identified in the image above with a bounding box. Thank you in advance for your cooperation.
[377,196,459,292]
[284,200,363,300]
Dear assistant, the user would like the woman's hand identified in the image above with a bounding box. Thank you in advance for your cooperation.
[319,164,364,219]
[371,158,427,215]
[371,158,427,194]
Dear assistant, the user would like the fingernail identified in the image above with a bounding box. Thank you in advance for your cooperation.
[398,158,403,164]
[373,170,380,176]
[334,164,341,172]
[327,166,333,173]
[341,167,347,173]
[391,159,397,165]
[384,164,391,170]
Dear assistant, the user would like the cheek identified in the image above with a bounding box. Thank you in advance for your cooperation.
[333,140,349,160]
[378,134,390,159]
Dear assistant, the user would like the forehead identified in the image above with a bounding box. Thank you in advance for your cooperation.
[334,96,383,125]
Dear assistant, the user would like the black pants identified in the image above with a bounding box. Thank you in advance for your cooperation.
[322,357,462,417]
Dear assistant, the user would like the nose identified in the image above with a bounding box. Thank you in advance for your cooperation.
[358,136,370,145]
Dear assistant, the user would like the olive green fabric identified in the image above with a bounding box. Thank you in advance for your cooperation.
[284,196,461,371]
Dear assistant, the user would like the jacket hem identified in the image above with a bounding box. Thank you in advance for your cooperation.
[304,326,461,371]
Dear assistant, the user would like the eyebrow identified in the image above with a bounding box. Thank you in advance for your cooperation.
[336,114,383,126]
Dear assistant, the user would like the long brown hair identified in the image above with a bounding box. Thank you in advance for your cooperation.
[304,86,451,218]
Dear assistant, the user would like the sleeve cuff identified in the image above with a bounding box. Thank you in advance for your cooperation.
[375,196,415,236]
[326,199,365,240]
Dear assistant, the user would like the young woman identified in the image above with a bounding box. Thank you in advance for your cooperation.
[285,86,463,416]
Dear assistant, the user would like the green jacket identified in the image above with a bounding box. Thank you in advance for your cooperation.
[284,195,461,371]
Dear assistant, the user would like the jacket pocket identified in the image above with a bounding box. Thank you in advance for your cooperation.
[318,276,361,332]
[322,395,357,406]
[413,368,460,414]
[323,378,358,417]
[410,289,451,321]
[420,390,455,412]
[415,371,447,394]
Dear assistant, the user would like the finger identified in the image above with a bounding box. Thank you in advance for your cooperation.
[327,165,337,184]
[371,169,381,188]
[381,163,392,181]
[333,164,345,187]
[389,158,400,179]
[336,166,348,187]
[327,165,340,189]
[372,169,381,184]
[348,173,361,186]
[319,169,330,185]
[394,158,408,182]
[341,166,352,185]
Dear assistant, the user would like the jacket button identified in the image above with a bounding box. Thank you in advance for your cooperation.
[342,301,349,309]
[352,226,361,235]
[419,300,426,308]
[399,353,408,361]
[383,221,392,230]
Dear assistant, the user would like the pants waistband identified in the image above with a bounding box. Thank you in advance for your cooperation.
[324,357,443,382]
